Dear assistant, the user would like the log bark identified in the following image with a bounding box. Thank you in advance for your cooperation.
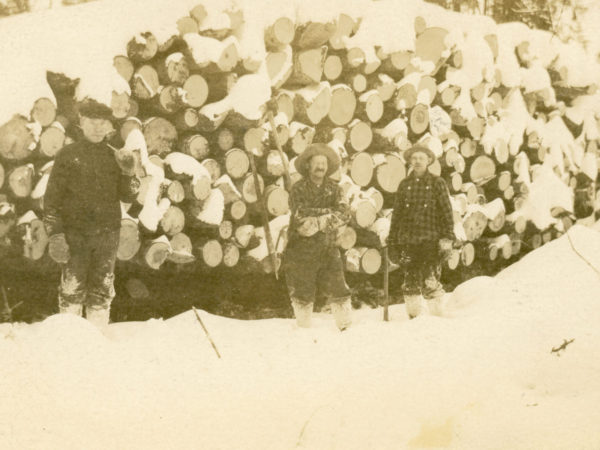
[287,46,327,86]
[294,21,336,49]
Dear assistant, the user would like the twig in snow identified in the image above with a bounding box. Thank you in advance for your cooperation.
[296,404,327,449]
[192,306,221,359]
[551,338,574,356]
[566,229,600,278]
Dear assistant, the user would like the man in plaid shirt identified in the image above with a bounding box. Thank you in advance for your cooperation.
[284,143,353,331]
[387,145,455,318]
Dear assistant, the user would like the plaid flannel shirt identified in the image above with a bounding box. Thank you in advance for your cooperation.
[388,172,454,245]
[288,177,351,247]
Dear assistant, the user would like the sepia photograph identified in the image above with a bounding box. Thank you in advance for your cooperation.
[0,0,599,448]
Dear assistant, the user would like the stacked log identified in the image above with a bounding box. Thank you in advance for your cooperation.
[0,3,598,287]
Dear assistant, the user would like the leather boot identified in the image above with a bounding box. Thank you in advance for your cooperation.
[330,298,352,331]
[86,305,110,330]
[291,299,313,328]
[59,303,83,317]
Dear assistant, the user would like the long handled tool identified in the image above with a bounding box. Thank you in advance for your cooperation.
[247,148,280,279]
[192,306,221,359]
[383,246,389,321]
[267,110,293,191]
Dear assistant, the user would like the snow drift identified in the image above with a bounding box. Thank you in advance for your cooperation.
[1,224,599,449]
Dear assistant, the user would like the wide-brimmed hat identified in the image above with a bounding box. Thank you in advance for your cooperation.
[77,98,114,121]
[404,145,436,164]
[295,143,340,177]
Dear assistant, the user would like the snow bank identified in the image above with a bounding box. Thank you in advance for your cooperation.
[2,225,600,449]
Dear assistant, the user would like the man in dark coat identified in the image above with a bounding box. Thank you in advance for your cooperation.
[43,98,139,328]
[284,143,352,330]
[387,145,455,318]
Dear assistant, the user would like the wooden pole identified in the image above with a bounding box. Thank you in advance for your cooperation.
[267,110,293,191]
[192,306,221,359]
[248,150,280,279]
[383,246,389,321]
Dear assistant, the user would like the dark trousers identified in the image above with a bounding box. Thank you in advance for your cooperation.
[59,229,120,310]
[284,241,350,305]
[398,241,444,299]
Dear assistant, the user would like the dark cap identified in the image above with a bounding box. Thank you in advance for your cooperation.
[77,98,114,121]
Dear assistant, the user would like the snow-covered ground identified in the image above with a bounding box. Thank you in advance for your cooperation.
[1,223,599,450]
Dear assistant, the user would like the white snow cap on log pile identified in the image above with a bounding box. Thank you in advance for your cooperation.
[183,35,241,68]
[76,66,131,106]
[445,31,495,91]
[519,162,573,230]
[367,217,390,246]
[247,213,290,260]
[540,115,577,175]
[520,64,555,106]
[481,198,505,220]
[554,40,600,88]
[498,89,533,155]
[194,188,225,226]
[125,129,170,232]
[164,152,211,184]
[565,94,600,141]
[31,172,50,200]
[228,74,272,120]
[496,23,558,68]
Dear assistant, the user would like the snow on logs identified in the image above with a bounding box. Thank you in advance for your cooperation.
[0,2,597,278]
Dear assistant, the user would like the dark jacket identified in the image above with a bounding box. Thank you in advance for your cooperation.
[287,177,350,248]
[388,171,454,245]
[43,139,139,236]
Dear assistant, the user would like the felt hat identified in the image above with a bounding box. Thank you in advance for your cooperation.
[295,143,340,177]
[404,144,436,164]
[77,98,114,121]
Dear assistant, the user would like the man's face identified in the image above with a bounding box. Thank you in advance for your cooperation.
[410,151,430,175]
[309,154,328,180]
[80,116,112,143]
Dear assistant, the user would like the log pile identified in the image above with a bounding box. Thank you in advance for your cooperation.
[0,3,598,285]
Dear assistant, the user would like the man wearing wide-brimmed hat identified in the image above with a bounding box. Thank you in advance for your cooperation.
[284,143,353,330]
[386,145,455,318]
[43,98,140,329]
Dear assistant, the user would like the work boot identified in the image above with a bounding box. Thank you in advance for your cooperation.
[404,294,428,319]
[86,305,111,330]
[330,298,352,331]
[59,303,83,317]
[291,299,313,328]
